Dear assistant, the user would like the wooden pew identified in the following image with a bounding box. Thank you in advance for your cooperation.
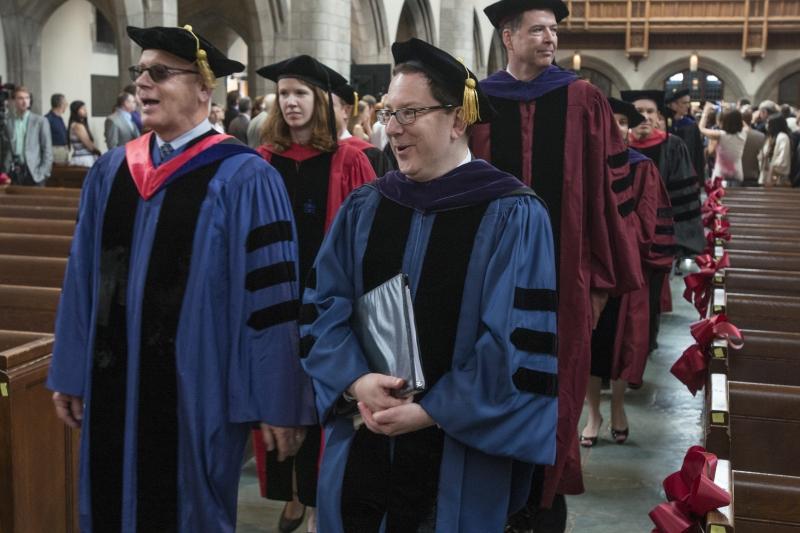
[724,223,799,239]
[0,195,79,208]
[716,269,800,297]
[725,235,800,254]
[2,185,80,198]
[0,285,60,333]
[0,205,77,221]
[1,334,80,532]
[725,251,800,272]
[0,217,75,236]
[0,255,67,288]
[704,459,800,533]
[721,292,800,334]
[47,164,88,189]
[705,375,800,477]
[712,330,800,388]
[0,233,72,258]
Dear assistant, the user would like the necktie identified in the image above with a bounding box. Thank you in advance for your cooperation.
[160,142,174,161]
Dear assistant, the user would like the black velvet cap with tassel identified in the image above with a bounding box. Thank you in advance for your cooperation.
[257,55,347,145]
[484,0,569,27]
[620,90,666,112]
[608,97,646,129]
[126,25,244,87]
[665,88,691,104]
[391,38,495,126]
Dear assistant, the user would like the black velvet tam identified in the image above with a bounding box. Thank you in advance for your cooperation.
[332,83,358,106]
[391,38,496,124]
[608,97,646,129]
[483,0,569,27]
[665,88,691,103]
[257,55,347,91]
[620,90,666,111]
[126,26,244,77]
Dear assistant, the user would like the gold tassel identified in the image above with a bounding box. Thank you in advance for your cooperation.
[458,59,479,126]
[352,90,359,117]
[183,24,217,89]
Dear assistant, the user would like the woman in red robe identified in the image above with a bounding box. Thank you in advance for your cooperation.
[251,54,376,533]
[581,98,675,447]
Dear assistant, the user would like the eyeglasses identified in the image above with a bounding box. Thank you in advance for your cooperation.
[376,104,456,125]
[128,64,200,83]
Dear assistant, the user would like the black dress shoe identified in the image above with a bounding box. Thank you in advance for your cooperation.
[278,504,306,533]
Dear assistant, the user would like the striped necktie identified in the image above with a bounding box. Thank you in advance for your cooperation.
[159,142,174,161]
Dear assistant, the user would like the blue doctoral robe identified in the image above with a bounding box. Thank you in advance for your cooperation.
[301,161,559,532]
[46,136,316,532]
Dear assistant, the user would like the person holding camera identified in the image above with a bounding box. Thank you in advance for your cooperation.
[3,85,53,185]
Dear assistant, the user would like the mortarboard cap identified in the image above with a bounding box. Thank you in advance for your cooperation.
[484,0,569,27]
[608,97,645,129]
[127,25,244,88]
[620,90,665,112]
[665,88,690,104]
[391,38,495,125]
[256,55,347,92]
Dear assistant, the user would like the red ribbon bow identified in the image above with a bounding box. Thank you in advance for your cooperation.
[650,446,731,532]
[702,202,728,228]
[705,219,731,251]
[670,315,743,395]
[704,176,724,195]
[683,253,729,317]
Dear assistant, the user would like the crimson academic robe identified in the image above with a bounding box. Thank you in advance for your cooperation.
[341,135,394,176]
[471,70,644,505]
[252,141,376,505]
[608,150,675,386]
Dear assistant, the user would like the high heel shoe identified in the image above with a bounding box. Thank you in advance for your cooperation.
[278,503,306,533]
[610,426,629,444]
[579,417,602,448]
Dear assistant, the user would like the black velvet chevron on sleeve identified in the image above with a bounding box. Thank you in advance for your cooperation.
[513,288,558,312]
[512,368,558,396]
[510,328,557,356]
[245,221,293,253]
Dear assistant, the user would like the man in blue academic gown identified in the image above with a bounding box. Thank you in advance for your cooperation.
[47,25,316,532]
[300,38,559,532]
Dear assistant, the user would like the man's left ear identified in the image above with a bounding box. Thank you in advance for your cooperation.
[451,108,469,139]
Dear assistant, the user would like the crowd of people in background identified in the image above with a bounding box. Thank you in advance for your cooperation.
[6,79,800,192]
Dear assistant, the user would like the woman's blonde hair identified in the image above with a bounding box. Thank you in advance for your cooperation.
[260,80,336,153]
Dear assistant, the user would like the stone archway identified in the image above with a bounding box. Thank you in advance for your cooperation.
[754,58,800,104]
[395,0,435,44]
[643,56,747,101]
[351,0,390,65]
[579,55,631,96]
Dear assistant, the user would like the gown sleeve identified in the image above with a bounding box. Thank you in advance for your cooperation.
[586,91,645,296]
[419,195,559,465]
[300,188,374,423]
[225,157,317,426]
[46,155,109,396]
[640,161,676,272]
[326,147,376,231]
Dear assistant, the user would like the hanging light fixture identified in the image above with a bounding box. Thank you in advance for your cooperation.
[689,52,699,72]
[572,51,581,72]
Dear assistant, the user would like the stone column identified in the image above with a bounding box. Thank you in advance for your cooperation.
[438,0,476,72]
[2,15,44,113]
[290,0,351,78]
[117,0,178,83]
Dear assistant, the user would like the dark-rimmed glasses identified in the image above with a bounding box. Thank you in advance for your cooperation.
[128,64,200,83]
[376,104,456,126]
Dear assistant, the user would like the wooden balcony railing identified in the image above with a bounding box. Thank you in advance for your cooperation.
[562,0,800,58]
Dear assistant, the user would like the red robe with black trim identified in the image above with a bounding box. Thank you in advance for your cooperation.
[252,141,375,500]
[471,78,644,505]
[611,153,675,386]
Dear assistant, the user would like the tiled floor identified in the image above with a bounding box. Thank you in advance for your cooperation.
[236,277,702,532]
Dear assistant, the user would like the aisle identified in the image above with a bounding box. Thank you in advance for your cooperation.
[567,276,703,532]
